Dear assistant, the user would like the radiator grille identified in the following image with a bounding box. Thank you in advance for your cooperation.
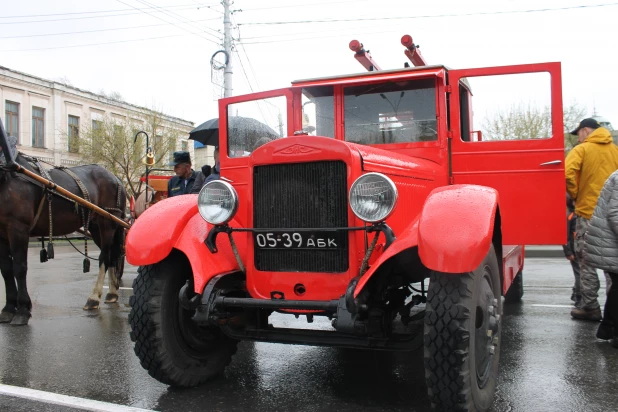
[253,161,348,272]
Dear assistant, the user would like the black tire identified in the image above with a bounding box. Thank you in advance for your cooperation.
[128,253,238,387]
[424,245,502,412]
[504,271,524,303]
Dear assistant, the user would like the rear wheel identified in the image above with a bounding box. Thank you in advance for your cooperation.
[504,270,524,303]
[129,252,238,387]
[424,245,502,412]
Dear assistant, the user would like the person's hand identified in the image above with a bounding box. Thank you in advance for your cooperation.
[566,254,575,261]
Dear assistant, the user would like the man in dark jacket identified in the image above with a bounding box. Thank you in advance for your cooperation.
[584,169,618,346]
[189,164,212,194]
[204,146,220,185]
[167,151,197,197]
[564,195,581,307]
[190,146,219,194]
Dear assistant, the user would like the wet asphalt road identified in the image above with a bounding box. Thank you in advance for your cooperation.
[0,245,616,412]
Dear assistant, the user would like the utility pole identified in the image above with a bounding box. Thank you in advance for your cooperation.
[223,0,233,98]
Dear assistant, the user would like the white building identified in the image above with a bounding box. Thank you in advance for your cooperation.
[0,65,196,167]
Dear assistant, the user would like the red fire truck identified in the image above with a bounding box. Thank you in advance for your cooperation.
[126,36,565,411]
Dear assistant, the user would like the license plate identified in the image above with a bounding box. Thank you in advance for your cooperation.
[254,231,343,250]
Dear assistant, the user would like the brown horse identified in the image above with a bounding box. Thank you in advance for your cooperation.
[0,152,127,326]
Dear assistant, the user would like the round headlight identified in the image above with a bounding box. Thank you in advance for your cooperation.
[198,180,239,225]
[349,173,398,223]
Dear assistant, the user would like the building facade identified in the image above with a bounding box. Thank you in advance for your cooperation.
[0,65,197,167]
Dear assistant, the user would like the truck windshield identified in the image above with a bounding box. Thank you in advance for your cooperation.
[343,78,437,145]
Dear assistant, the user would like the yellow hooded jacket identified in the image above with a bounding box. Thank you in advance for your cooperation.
[566,127,618,219]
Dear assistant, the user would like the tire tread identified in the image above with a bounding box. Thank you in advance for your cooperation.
[128,260,238,387]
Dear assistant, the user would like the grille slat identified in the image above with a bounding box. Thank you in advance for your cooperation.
[253,161,348,272]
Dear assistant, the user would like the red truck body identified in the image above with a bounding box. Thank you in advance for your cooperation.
[126,39,565,411]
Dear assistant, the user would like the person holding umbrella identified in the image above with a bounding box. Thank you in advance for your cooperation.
[191,147,220,194]
[167,151,197,197]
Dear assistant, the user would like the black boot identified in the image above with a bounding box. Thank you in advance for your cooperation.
[596,322,614,340]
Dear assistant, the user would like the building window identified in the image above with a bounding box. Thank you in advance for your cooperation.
[5,101,19,141]
[92,119,102,131]
[181,140,188,152]
[113,124,123,137]
[32,106,45,148]
[68,115,79,153]
[168,138,176,163]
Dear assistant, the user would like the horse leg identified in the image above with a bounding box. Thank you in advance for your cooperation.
[84,222,118,309]
[83,256,106,310]
[104,226,124,304]
[0,238,17,323]
[104,266,118,304]
[8,231,32,326]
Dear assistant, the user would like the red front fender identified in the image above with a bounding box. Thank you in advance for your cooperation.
[126,195,247,293]
[418,185,499,273]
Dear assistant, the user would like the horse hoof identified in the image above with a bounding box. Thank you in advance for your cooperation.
[0,311,15,323]
[83,299,100,311]
[104,293,119,304]
[10,310,31,326]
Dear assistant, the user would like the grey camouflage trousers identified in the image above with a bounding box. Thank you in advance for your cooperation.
[575,216,612,310]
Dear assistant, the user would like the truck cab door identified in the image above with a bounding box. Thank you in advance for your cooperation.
[218,88,294,228]
[448,63,565,245]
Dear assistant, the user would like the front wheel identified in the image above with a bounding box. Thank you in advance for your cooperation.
[128,252,238,387]
[424,245,502,412]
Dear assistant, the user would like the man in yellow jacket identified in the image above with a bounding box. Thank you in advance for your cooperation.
[566,118,618,321]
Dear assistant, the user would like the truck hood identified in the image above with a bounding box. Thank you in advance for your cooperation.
[352,143,439,181]
[251,136,440,181]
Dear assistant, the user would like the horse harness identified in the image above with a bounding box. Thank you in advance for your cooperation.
[10,154,124,267]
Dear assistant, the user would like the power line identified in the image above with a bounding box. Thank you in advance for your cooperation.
[0,33,190,52]
[115,0,220,45]
[233,14,262,93]
[131,0,221,42]
[191,0,224,15]
[238,26,413,45]
[0,18,220,39]
[239,0,370,11]
[234,49,254,93]
[238,21,408,41]
[0,3,211,18]
[238,2,618,25]
[0,5,206,24]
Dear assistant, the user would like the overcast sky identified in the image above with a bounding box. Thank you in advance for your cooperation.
[2,0,617,129]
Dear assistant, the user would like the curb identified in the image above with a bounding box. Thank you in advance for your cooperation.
[525,246,565,259]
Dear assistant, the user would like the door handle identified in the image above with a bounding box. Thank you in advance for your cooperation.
[540,160,562,166]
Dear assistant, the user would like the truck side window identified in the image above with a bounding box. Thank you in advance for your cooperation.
[226,96,287,157]
[343,78,437,145]
[460,83,471,142]
[459,73,552,142]
[302,86,335,138]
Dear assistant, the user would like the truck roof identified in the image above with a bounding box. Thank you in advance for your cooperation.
[291,64,449,86]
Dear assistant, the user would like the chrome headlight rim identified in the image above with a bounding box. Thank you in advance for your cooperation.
[348,172,398,223]
[197,180,239,225]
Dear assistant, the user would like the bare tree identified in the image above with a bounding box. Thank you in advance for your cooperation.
[481,101,587,151]
[75,112,180,197]
[98,90,125,103]
[563,102,589,152]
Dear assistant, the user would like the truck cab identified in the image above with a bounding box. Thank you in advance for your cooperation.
[126,39,565,412]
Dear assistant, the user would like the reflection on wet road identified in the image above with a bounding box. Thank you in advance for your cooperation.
[0,247,616,411]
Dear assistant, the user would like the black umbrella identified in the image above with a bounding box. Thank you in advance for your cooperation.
[189,116,279,147]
